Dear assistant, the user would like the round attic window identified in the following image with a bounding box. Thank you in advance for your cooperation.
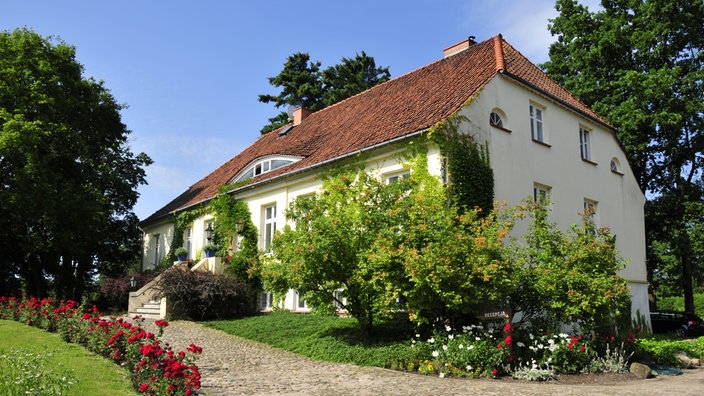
[490,112,504,128]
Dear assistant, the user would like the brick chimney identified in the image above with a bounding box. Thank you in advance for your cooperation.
[293,107,311,125]
[443,36,476,58]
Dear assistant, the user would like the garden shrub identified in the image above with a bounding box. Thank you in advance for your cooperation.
[154,268,257,320]
[99,272,158,310]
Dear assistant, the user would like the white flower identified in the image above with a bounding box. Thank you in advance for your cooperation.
[412,339,416,344]
[548,339,555,345]
[466,365,473,371]
[442,345,448,351]
[547,357,552,363]
[439,372,445,378]
[445,325,452,332]
[475,337,481,341]
[416,333,421,338]
[517,341,525,348]
[458,344,464,349]
[432,350,439,357]
[529,334,535,340]
[468,345,475,350]
[559,333,568,338]
[428,338,435,344]
[448,334,454,340]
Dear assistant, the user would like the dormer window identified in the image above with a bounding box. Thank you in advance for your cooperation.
[231,155,302,183]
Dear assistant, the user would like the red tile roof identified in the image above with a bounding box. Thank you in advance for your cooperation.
[141,35,611,224]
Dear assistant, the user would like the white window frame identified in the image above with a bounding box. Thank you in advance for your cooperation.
[333,289,345,309]
[529,104,545,143]
[583,198,598,225]
[579,127,592,161]
[152,234,160,267]
[385,170,410,184]
[231,155,303,183]
[295,291,308,310]
[533,183,551,203]
[263,204,277,253]
[259,290,273,310]
[186,228,193,259]
[490,111,503,128]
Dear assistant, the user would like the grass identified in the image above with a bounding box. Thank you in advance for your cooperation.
[203,311,422,368]
[0,320,137,396]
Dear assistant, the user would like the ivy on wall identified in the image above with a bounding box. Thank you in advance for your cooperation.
[209,186,260,284]
[166,186,259,284]
[428,114,494,213]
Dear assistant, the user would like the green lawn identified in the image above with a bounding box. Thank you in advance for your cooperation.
[0,320,137,396]
[203,311,421,368]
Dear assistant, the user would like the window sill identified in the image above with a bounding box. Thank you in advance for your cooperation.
[581,158,598,166]
[532,139,551,148]
[611,169,624,176]
[491,124,512,133]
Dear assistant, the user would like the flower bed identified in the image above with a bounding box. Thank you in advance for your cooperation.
[0,295,201,396]
[410,322,638,380]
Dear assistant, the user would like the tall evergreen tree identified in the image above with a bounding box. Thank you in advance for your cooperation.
[258,51,390,134]
[0,28,152,299]
[543,0,704,312]
[321,51,390,107]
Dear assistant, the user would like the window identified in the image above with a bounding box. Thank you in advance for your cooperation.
[579,127,592,161]
[232,155,302,183]
[533,183,551,203]
[186,228,193,259]
[490,112,503,128]
[259,291,273,310]
[584,199,598,225]
[333,289,345,309]
[386,170,410,184]
[296,292,308,310]
[263,204,277,252]
[152,234,160,266]
[529,104,544,142]
[610,157,623,174]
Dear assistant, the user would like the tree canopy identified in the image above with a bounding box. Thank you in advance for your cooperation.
[542,0,704,312]
[258,51,390,134]
[0,28,152,300]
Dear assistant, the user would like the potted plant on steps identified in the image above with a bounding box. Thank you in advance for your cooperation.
[174,247,188,261]
[204,244,219,258]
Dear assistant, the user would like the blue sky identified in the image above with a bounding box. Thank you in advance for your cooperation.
[2,0,600,220]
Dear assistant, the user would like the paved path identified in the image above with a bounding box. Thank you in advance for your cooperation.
[144,320,704,396]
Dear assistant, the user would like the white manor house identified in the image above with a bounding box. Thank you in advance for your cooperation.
[134,35,649,322]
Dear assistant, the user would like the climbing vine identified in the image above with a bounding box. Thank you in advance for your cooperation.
[428,113,494,214]
[209,185,260,283]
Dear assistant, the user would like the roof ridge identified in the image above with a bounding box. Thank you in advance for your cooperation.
[493,34,505,72]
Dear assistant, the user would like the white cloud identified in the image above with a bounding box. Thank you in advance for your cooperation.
[457,0,604,64]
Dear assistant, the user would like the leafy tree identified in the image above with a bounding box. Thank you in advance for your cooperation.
[259,167,410,334]
[0,28,151,299]
[543,0,704,312]
[511,201,632,334]
[258,51,390,134]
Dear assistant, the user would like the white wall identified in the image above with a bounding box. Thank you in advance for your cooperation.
[460,75,649,318]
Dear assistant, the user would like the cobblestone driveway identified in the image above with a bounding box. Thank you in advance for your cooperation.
[145,320,704,396]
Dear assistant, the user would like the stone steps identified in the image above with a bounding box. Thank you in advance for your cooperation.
[129,300,162,319]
